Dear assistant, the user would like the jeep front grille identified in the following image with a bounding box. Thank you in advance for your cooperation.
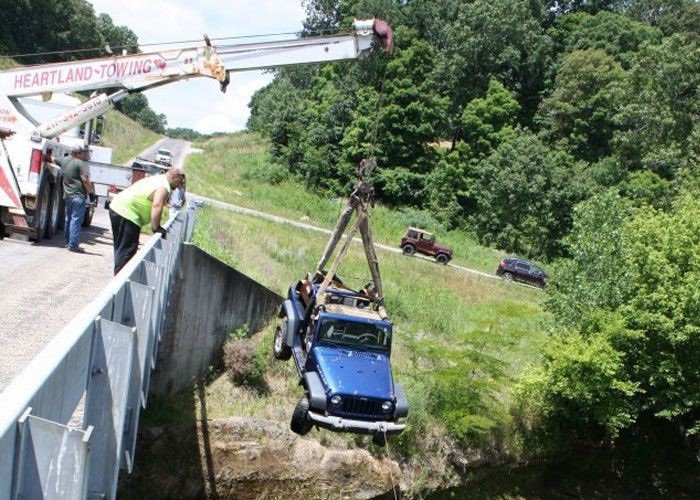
[339,396,383,418]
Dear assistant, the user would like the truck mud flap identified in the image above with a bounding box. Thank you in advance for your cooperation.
[304,371,327,412]
[280,299,298,348]
[394,383,409,419]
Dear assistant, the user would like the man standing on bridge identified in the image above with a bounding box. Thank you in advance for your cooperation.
[57,146,96,253]
[108,168,185,274]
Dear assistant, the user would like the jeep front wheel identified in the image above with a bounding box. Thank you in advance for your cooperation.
[372,432,387,447]
[402,244,415,256]
[435,253,449,265]
[273,320,292,360]
[290,394,313,436]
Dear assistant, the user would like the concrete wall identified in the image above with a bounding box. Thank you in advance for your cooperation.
[151,243,282,395]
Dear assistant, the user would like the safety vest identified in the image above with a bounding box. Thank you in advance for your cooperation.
[110,174,171,227]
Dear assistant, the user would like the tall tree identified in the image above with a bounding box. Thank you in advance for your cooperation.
[537,49,626,162]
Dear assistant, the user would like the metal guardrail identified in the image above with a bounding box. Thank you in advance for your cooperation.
[0,207,196,500]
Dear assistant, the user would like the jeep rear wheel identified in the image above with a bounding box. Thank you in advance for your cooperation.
[273,320,292,360]
[502,272,513,282]
[290,394,313,436]
[435,253,449,265]
[402,244,415,256]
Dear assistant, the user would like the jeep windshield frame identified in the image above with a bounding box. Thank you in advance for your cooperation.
[315,313,392,353]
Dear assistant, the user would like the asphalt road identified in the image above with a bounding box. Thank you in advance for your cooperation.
[134,138,189,168]
[0,139,190,393]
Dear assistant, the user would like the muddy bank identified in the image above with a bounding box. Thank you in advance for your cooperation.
[118,417,403,499]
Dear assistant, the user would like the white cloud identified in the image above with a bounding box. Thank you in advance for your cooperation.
[88,0,304,133]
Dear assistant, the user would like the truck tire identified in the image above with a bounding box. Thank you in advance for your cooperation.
[31,177,51,241]
[273,320,292,360]
[402,244,415,256]
[82,199,95,228]
[435,253,449,265]
[46,182,62,238]
[290,394,312,436]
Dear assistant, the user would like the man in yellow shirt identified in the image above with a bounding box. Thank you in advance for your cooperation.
[108,167,185,274]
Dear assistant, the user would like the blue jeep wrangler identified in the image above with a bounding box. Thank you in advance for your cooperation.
[273,273,408,446]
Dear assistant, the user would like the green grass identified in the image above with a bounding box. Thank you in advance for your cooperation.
[186,132,507,273]
[101,109,160,164]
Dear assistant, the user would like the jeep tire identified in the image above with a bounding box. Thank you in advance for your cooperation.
[503,272,513,282]
[435,253,449,265]
[273,320,292,360]
[402,244,415,256]
[372,432,387,447]
[290,394,313,436]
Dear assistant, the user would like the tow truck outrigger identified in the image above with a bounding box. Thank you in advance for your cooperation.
[0,19,394,240]
[273,159,409,446]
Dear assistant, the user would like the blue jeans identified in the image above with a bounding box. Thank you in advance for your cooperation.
[64,196,86,249]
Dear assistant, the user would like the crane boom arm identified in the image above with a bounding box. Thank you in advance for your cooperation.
[0,19,393,98]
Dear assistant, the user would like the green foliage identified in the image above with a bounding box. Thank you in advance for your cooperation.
[516,322,639,443]
[547,11,662,68]
[0,0,134,63]
[96,13,138,53]
[523,193,700,445]
[547,190,632,326]
[461,79,520,160]
[613,33,700,178]
[471,129,590,259]
[537,49,626,162]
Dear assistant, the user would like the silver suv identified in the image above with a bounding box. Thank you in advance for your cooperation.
[155,148,172,166]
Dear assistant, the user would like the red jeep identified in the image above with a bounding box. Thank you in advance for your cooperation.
[400,227,452,264]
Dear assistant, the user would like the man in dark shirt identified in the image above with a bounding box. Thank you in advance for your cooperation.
[57,146,95,253]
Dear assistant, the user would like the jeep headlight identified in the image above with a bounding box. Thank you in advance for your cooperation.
[381,401,393,411]
[330,395,342,405]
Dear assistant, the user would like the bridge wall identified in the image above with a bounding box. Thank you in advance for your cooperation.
[150,243,282,395]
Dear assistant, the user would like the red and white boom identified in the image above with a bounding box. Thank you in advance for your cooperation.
[0,19,392,220]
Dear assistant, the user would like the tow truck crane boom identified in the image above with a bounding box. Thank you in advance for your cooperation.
[0,20,393,240]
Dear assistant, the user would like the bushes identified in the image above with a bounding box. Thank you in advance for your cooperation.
[223,325,269,390]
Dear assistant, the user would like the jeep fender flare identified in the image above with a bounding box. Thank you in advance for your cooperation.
[303,371,327,412]
[279,299,298,348]
[394,383,409,419]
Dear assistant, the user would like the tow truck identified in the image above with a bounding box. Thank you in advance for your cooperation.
[273,159,409,446]
[0,19,394,241]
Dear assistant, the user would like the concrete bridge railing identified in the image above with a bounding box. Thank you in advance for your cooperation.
[0,207,196,500]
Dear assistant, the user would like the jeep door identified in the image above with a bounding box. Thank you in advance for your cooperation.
[417,233,435,256]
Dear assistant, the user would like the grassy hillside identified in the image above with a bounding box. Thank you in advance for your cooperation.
[186,133,508,273]
[101,108,160,164]
[178,132,550,490]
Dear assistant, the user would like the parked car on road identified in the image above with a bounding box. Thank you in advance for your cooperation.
[496,257,547,288]
[400,227,452,264]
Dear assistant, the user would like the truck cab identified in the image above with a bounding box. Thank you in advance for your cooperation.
[273,273,408,445]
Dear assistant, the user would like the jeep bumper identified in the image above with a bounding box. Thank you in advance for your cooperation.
[307,411,405,435]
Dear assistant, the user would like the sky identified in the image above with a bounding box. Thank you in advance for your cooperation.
[89,0,306,134]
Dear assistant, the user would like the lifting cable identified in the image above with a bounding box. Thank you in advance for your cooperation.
[0,27,352,61]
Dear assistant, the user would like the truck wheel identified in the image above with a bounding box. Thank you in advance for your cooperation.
[31,177,51,241]
[290,394,312,436]
[402,244,415,256]
[46,182,62,238]
[82,200,95,228]
[435,253,449,265]
[273,321,292,360]
[372,433,387,447]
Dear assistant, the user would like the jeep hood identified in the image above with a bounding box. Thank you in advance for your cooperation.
[312,346,393,400]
